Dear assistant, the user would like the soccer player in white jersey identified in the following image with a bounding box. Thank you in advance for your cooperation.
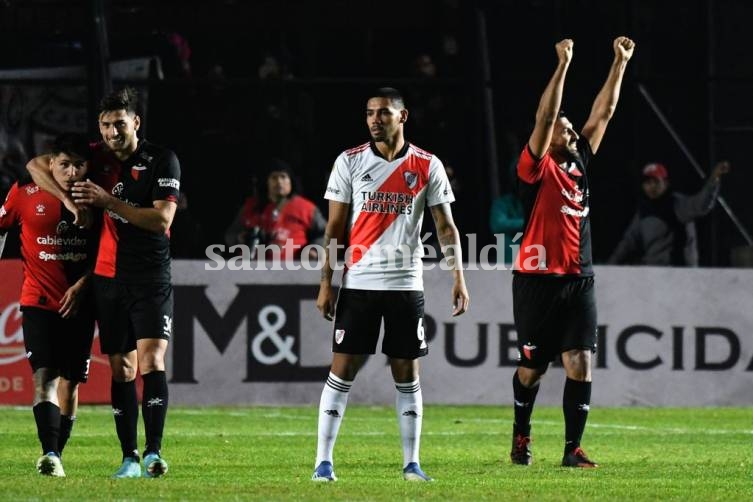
[312,87,470,482]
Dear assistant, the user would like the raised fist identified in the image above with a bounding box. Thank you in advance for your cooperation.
[556,39,574,64]
[614,36,635,61]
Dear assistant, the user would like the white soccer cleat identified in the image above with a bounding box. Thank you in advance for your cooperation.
[403,462,432,482]
[37,452,65,477]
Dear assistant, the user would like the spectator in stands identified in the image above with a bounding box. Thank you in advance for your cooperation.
[608,161,730,266]
[224,159,325,260]
[490,131,525,264]
[414,53,438,79]
[489,192,524,264]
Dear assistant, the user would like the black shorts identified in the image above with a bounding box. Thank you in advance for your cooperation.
[333,289,427,359]
[93,276,173,355]
[21,306,95,383]
[512,274,597,369]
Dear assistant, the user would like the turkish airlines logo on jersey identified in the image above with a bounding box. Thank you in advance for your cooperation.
[403,171,418,190]
[131,164,147,181]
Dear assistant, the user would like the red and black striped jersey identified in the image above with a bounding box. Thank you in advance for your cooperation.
[514,137,593,276]
[0,181,97,311]
[90,140,181,284]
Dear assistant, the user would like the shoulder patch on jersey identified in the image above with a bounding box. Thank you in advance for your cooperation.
[345,142,370,157]
[409,144,433,161]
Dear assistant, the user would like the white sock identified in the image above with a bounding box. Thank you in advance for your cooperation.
[315,372,352,466]
[395,379,423,468]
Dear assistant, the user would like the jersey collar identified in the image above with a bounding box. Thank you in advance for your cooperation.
[369,140,410,161]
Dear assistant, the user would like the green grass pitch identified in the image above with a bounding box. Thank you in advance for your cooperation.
[1,405,751,500]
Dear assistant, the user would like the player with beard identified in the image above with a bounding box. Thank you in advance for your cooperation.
[312,87,469,482]
[508,37,635,468]
[26,88,180,478]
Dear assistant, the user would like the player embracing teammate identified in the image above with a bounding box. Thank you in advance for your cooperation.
[1,134,97,476]
[27,88,181,478]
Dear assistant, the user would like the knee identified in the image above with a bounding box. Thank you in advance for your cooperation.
[58,379,79,398]
[331,362,360,381]
[33,369,59,401]
[390,359,419,383]
[516,367,542,387]
[330,355,366,381]
[112,366,137,382]
[138,351,165,374]
[110,357,137,382]
[563,350,592,381]
[36,381,58,402]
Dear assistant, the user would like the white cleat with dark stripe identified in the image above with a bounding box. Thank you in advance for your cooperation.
[403,462,432,482]
[37,452,65,477]
[311,461,337,482]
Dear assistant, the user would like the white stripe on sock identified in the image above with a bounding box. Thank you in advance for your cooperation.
[395,379,422,467]
[315,372,352,465]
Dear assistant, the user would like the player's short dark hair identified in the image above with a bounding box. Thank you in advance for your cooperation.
[51,133,91,161]
[370,87,405,109]
[99,87,139,116]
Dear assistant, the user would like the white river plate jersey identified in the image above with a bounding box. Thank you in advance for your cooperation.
[324,142,455,290]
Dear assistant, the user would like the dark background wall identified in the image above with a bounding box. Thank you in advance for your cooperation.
[0,0,750,265]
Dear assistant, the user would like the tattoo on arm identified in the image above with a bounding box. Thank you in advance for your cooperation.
[437,225,460,270]
[321,232,334,282]
[432,204,462,270]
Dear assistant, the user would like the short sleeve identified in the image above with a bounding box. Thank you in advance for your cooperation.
[324,152,352,203]
[426,156,455,207]
[0,183,19,230]
[152,150,181,203]
[517,145,547,183]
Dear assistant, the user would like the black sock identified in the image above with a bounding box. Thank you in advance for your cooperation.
[563,378,592,453]
[142,371,169,455]
[512,371,539,437]
[32,401,61,455]
[111,379,139,459]
[58,415,76,454]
